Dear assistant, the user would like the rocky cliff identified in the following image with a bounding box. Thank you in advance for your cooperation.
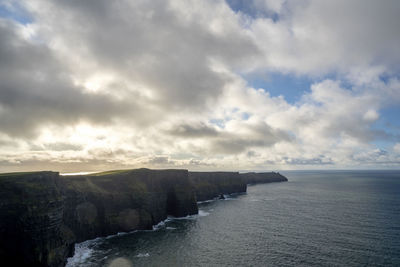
[240,172,288,184]
[0,169,287,266]
[189,172,247,201]
[0,172,72,267]
[0,169,198,266]
[61,168,198,243]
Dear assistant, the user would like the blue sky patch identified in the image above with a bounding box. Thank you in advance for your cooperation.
[0,2,33,24]
[226,0,280,21]
[244,72,313,103]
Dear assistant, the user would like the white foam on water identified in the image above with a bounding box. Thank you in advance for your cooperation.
[152,220,166,230]
[198,210,210,217]
[223,194,239,200]
[197,192,245,204]
[104,229,139,240]
[66,239,97,267]
[67,208,211,264]
[135,253,150,258]
[168,209,211,220]
[167,214,196,220]
[197,198,217,204]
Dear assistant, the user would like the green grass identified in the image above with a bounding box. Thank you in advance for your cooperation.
[0,171,49,177]
[88,169,133,176]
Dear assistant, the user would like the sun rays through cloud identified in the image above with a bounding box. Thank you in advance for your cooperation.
[0,0,399,172]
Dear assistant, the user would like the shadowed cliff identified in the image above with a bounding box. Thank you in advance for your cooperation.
[0,172,71,267]
[0,169,287,266]
[0,169,198,267]
[62,168,198,243]
[189,172,247,201]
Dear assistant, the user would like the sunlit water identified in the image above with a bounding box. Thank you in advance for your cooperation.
[67,170,400,266]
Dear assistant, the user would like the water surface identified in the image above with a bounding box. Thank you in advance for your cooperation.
[67,170,400,266]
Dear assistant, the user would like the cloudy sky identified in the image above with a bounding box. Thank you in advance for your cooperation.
[0,0,399,172]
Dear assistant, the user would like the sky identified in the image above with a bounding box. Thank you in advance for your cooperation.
[0,0,399,172]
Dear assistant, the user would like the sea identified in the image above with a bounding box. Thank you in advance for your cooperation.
[66,170,400,267]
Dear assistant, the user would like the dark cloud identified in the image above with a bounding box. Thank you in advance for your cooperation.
[147,156,170,165]
[0,0,261,140]
[0,20,138,138]
[165,120,291,155]
[43,142,83,151]
[0,138,18,148]
[246,150,257,158]
[211,122,291,154]
[31,0,260,110]
[167,123,218,138]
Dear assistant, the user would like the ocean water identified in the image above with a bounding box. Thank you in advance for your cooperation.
[67,170,400,266]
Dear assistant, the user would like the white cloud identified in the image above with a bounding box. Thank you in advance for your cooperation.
[249,0,400,76]
[0,0,399,171]
[394,143,400,154]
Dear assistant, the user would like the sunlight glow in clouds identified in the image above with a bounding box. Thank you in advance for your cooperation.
[0,0,399,172]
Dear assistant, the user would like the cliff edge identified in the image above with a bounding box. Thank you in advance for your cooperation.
[240,172,288,184]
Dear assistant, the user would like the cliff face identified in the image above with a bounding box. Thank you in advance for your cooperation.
[61,168,198,243]
[189,172,247,201]
[0,169,286,266]
[0,169,198,266]
[0,172,72,267]
[240,172,288,184]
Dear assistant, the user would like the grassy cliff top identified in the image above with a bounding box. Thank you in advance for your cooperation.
[0,171,55,178]
[88,169,134,176]
[88,168,187,177]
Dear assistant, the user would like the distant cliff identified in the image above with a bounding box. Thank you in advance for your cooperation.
[0,169,287,266]
[189,171,247,201]
[240,172,288,184]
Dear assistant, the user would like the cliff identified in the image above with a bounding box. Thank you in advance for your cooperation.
[0,169,198,266]
[0,172,72,267]
[0,169,286,266]
[189,172,247,201]
[61,168,198,243]
[240,172,288,184]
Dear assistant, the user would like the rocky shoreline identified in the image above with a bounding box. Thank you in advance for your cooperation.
[0,169,287,266]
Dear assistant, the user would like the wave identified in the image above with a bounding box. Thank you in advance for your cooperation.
[198,210,210,216]
[135,253,150,258]
[66,208,211,265]
[197,192,246,204]
[66,239,99,267]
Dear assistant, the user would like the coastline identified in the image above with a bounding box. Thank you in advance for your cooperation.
[0,168,287,267]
